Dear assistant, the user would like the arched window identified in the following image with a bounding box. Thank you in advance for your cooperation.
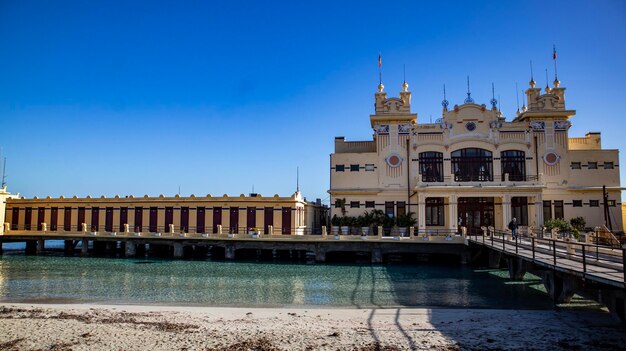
[451,148,493,181]
[419,152,443,182]
[501,150,526,181]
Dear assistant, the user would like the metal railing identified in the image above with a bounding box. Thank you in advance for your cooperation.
[468,228,626,286]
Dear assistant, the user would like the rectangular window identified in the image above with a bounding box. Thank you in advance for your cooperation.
[247,207,256,230]
[425,198,444,226]
[589,200,599,207]
[588,162,597,169]
[77,207,85,231]
[105,207,114,232]
[607,200,616,207]
[63,207,72,231]
[11,208,19,230]
[385,201,395,218]
[229,208,239,233]
[350,201,360,208]
[554,201,564,219]
[91,207,100,232]
[543,201,552,221]
[164,207,173,232]
[24,207,32,230]
[604,162,614,169]
[573,200,583,207]
[50,207,58,231]
[350,164,359,172]
[149,207,157,232]
[571,162,581,169]
[180,207,189,232]
[334,200,342,208]
[397,201,406,217]
[120,207,128,232]
[511,197,528,226]
[264,207,274,234]
[335,165,345,172]
[37,207,45,231]
[365,201,375,208]
[134,207,142,232]
[365,164,375,171]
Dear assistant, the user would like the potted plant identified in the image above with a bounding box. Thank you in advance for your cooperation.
[358,213,372,236]
[340,216,351,235]
[331,215,341,235]
[396,212,417,237]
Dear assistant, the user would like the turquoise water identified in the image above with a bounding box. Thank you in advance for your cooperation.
[0,253,556,309]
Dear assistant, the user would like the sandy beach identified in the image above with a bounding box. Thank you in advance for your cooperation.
[0,303,624,350]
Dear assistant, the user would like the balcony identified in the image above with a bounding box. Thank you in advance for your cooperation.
[415,173,544,188]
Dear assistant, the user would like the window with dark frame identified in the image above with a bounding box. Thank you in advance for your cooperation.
[451,148,493,181]
[501,150,526,181]
[607,200,616,207]
[419,151,443,182]
[590,200,599,207]
[511,197,528,226]
[385,202,395,218]
[350,164,359,172]
[365,164,375,171]
[350,201,360,208]
[425,198,444,226]
[571,162,581,169]
[573,200,583,207]
[543,201,552,221]
[588,162,598,169]
[335,165,345,172]
[397,201,406,216]
[334,200,342,208]
[554,200,564,219]
[604,162,614,169]
[365,201,375,208]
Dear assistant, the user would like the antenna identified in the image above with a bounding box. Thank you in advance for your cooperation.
[464,76,474,104]
[515,82,520,112]
[1,157,6,189]
[530,60,534,82]
[553,45,558,81]
[490,82,497,109]
[498,94,501,112]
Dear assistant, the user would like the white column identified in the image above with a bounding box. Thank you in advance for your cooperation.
[534,193,543,227]
[502,194,511,230]
[417,193,426,232]
[448,194,458,231]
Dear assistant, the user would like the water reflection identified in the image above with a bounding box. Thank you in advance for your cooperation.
[0,255,554,309]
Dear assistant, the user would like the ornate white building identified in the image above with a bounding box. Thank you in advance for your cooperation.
[329,77,622,234]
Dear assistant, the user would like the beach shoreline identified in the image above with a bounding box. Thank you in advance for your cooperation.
[1,303,624,350]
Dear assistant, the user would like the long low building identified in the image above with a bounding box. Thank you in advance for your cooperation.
[329,78,623,234]
[0,189,327,236]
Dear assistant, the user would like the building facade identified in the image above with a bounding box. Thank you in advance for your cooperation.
[329,78,622,234]
[2,191,327,235]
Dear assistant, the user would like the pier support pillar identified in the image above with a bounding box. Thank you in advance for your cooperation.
[25,240,37,255]
[371,248,382,264]
[105,241,116,255]
[225,244,236,260]
[92,241,106,255]
[81,239,89,256]
[488,250,502,268]
[125,241,137,257]
[173,243,184,258]
[136,243,147,257]
[37,239,45,254]
[507,257,527,280]
[64,240,75,255]
[315,246,326,263]
[541,271,575,304]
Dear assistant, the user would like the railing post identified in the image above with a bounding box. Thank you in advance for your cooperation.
[581,244,586,275]
[553,239,557,267]
[515,235,518,254]
[502,231,505,251]
[531,237,535,260]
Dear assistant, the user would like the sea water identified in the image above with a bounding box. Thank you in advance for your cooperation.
[0,249,557,309]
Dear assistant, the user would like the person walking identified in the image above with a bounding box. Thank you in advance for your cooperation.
[508,217,519,240]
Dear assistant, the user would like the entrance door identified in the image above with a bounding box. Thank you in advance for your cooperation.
[264,207,273,234]
[105,207,113,232]
[165,207,173,232]
[180,207,189,233]
[120,207,128,232]
[247,207,256,231]
[458,197,494,235]
[282,207,291,234]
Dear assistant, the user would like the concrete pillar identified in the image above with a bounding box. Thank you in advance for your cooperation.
[37,239,45,253]
[534,194,543,228]
[488,250,501,268]
[173,243,183,258]
[507,257,527,280]
[217,224,223,235]
[371,248,382,264]
[267,225,273,235]
[417,193,426,231]
[169,223,175,234]
[315,246,326,262]
[448,195,458,233]
[64,240,75,255]
[225,244,236,260]
[321,225,327,237]
[81,239,89,256]
[541,271,575,303]
[81,223,87,232]
[502,195,511,231]
[125,241,136,257]
[25,240,37,255]
[123,223,130,233]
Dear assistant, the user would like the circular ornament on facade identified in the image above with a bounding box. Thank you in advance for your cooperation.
[385,153,403,168]
[465,122,477,132]
[543,152,560,166]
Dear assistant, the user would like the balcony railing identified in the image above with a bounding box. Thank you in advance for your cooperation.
[416,174,543,187]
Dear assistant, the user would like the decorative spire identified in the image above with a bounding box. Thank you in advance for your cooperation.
[441,84,449,112]
[402,64,408,91]
[552,44,560,87]
[377,52,383,92]
[521,89,527,112]
[490,82,498,110]
[545,68,551,93]
[529,60,536,88]
[515,82,520,115]
[464,76,474,104]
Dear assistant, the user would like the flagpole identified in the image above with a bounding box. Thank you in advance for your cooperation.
[553,45,558,82]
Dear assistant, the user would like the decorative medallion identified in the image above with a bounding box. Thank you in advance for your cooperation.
[398,124,412,134]
[543,152,560,166]
[465,122,477,132]
[385,153,403,168]
[373,124,389,134]
[530,121,545,131]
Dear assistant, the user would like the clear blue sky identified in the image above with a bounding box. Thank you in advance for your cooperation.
[1,0,625,203]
